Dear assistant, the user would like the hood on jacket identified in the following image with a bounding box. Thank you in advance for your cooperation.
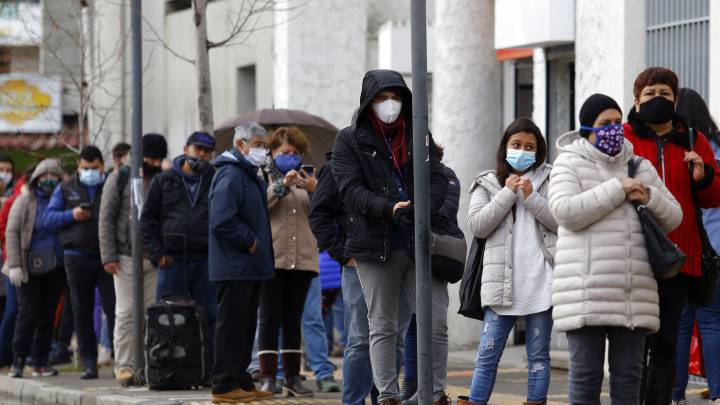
[355,69,412,128]
[213,148,256,172]
[29,159,64,187]
[470,163,553,194]
[556,130,635,165]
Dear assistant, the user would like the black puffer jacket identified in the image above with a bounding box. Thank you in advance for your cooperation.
[309,153,349,265]
[433,164,463,238]
[140,155,214,265]
[332,69,448,262]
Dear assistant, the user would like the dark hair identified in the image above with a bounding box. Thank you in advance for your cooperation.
[268,127,311,155]
[80,145,104,163]
[0,154,14,172]
[112,142,131,159]
[496,117,547,186]
[633,67,679,100]
[677,88,719,147]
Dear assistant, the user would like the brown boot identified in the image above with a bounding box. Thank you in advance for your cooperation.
[258,351,278,393]
[281,351,313,397]
[523,402,546,405]
[378,399,401,405]
[212,388,256,403]
[457,396,485,405]
[434,394,451,405]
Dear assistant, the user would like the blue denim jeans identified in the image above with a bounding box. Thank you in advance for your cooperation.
[673,279,720,401]
[156,259,218,355]
[342,266,411,405]
[302,276,336,380]
[469,308,553,403]
[325,293,347,348]
[0,277,18,366]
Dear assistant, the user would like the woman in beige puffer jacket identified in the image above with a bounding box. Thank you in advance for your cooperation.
[549,94,682,405]
[462,118,558,405]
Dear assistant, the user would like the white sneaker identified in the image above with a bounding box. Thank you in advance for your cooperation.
[710,398,720,404]
[673,401,688,405]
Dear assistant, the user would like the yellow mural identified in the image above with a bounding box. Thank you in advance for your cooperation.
[0,79,52,125]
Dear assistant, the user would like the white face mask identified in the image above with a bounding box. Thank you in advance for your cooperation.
[372,99,402,124]
[0,172,12,185]
[245,147,268,167]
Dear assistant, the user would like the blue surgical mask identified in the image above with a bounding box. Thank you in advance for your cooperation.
[505,149,536,172]
[274,154,302,175]
[79,168,104,186]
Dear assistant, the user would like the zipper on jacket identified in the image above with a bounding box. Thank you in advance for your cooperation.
[624,201,634,329]
[656,137,666,183]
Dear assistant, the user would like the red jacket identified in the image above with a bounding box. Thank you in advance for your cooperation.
[0,176,26,262]
[624,110,720,277]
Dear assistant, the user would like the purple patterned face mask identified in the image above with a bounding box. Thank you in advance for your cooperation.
[581,123,624,156]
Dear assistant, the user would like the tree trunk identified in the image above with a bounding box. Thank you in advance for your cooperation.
[192,0,214,133]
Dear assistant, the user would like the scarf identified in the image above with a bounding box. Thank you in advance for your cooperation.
[370,113,408,168]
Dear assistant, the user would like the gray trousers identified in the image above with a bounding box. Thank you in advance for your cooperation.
[358,251,450,400]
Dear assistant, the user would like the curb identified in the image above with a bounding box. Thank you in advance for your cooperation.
[0,375,183,405]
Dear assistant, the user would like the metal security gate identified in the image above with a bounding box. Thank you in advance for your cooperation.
[646,0,710,99]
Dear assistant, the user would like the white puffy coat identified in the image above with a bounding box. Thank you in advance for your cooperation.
[549,131,683,333]
[468,164,558,308]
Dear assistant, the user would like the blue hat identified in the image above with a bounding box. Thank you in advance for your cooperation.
[187,131,216,150]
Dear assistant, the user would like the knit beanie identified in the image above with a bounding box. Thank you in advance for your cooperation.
[579,94,622,137]
[143,133,168,159]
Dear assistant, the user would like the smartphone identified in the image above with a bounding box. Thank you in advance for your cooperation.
[300,164,315,176]
[79,203,91,210]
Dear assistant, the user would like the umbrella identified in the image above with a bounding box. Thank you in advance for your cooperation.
[215,109,339,167]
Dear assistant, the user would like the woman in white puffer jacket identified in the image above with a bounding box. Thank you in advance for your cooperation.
[549,94,682,405]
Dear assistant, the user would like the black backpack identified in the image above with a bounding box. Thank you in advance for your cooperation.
[145,294,209,390]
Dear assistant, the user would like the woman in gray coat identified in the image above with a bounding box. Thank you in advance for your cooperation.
[462,118,557,405]
[4,159,66,378]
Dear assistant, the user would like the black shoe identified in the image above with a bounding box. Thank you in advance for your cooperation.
[8,357,24,378]
[81,358,98,380]
[401,378,417,401]
[284,375,313,397]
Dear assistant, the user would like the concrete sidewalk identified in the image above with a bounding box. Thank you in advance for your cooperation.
[0,347,711,405]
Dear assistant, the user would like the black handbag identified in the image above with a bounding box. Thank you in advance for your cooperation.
[26,249,57,276]
[686,129,720,307]
[457,237,486,320]
[430,232,467,283]
[628,158,686,279]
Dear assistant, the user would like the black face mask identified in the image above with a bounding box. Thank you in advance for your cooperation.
[638,96,675,125]
[186,156,209,173]
[143,162,162,178]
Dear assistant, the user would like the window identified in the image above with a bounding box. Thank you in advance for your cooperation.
[237,65,256,114]
[646,0,710,99]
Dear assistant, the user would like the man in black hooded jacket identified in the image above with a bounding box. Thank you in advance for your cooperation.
[332,69,448,405]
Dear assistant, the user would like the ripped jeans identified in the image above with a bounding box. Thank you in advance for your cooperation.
[469,308,552,403]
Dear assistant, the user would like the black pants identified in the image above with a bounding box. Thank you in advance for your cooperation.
[64,254,116,360]
[54,287,74,348]
[212,281,261,395]
[258,270,313,351]
[647,274,690,371]
[12,268,66,363]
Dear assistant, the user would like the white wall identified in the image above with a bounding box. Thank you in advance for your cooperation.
[433,0,501,350]
[273,0,367,130]
[494,0,574,50]
[575,0,646,118]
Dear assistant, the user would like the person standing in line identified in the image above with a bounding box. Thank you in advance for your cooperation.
[141,131,218,354]
[208,124,275,403]
[257,127,317,397]
[623,68,720,404]
[550,94,682,404]
[99,133,167,386]
[5,159,66,378]
[671,87,720,405]
[331,69,448,405]
[460,118,556,405]
[45,146,116,379]
[0,155,16,201]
